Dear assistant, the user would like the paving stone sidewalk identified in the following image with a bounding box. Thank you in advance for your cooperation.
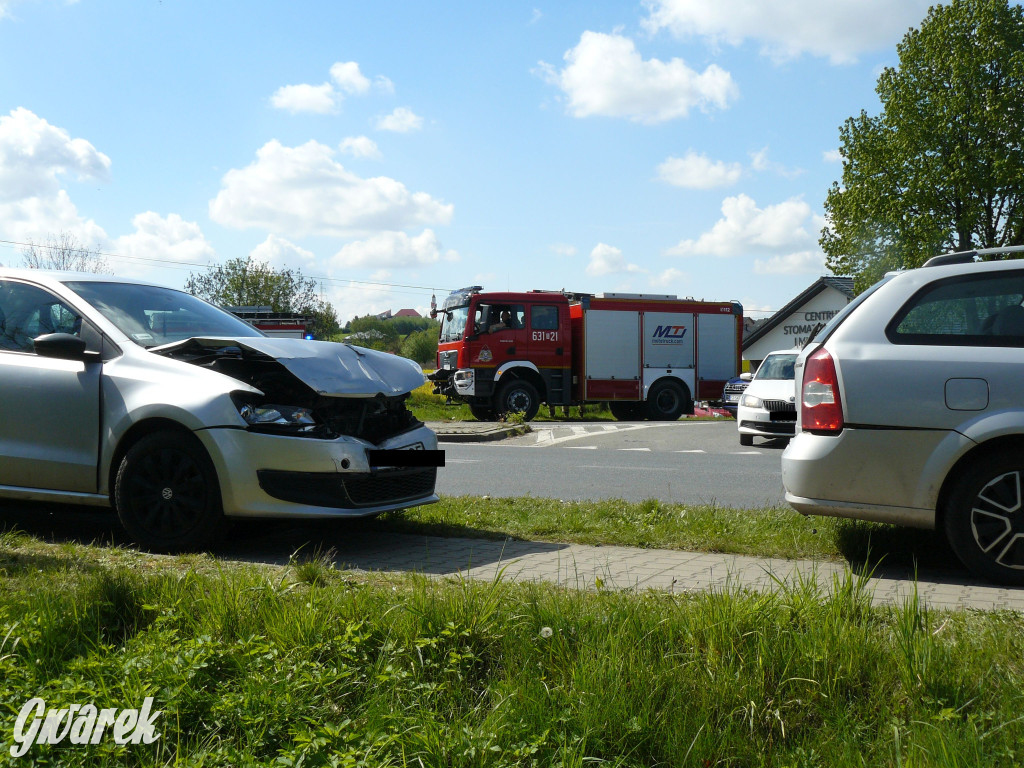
[227,528,1024,613]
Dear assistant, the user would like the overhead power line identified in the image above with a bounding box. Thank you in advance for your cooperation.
[0,238,454,296]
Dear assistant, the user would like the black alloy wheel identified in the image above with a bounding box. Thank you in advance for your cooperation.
[945,453,1024,585]
[114,431,226,551]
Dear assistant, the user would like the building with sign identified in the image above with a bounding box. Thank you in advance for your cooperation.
[742,277,854,369]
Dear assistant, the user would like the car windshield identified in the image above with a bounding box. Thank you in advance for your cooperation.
[64,281,264,348]
[439,305,469,342]
[755,353,797,380]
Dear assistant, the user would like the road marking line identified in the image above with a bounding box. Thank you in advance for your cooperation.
[619,448,651,452]
[675,449,706,453]
[445,458,481,463]
[731,451,761,455]
[568,445,598,450]
[571,426,588,435]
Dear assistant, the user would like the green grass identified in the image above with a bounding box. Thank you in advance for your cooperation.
[375,496,955,570]
[1,537,1023,766]
[408,379,618,423]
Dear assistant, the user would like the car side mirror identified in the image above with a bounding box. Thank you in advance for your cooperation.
[740,372,753,381]
[33,332,93,361]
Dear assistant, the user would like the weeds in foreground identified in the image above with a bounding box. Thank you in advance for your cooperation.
[0,542,1022,767]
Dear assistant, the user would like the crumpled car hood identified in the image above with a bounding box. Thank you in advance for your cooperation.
[151,337,426,397]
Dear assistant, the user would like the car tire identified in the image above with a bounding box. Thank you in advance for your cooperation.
[114,431,226,552]
[495,379,541,421]
[609,402,646,421]
[646,380,690,421]
[739,434,754,447]
[469,404,496,421]
[944,452,1024,585]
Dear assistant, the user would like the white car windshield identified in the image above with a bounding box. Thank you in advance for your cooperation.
[756,353,797,380]
[64,281,264,348]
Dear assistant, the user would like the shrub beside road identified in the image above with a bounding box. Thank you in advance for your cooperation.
[0,532,1022,766]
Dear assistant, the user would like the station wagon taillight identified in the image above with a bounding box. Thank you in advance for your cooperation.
[801,348,844,434]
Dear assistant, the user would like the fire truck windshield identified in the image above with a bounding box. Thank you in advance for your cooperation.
[439,305,469,342]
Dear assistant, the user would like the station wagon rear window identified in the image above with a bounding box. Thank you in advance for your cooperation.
[887,271,1024,346]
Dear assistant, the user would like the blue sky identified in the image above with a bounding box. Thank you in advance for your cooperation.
[0,0,937,323]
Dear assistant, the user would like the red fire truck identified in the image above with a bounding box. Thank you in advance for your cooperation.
[429,286,742,421]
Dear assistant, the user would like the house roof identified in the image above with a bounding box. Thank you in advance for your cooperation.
[393,308,421,318]
[743,276,854,350]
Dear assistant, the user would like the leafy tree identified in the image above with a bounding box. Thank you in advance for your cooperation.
[400,327,439,364]
[822,0,1024,291]
[346,316,401,352]
[21,231,112,273]
[185,257,338,339]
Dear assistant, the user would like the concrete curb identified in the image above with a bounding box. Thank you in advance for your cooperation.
[428,422,531,443]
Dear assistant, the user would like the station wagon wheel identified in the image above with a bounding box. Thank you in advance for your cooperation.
[646,380,690,421]
[496,379,540,421]
[944,453,1024,585]
[114,431,226,552]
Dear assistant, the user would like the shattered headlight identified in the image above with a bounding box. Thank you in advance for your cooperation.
[239,403,314,425]
[236,401,317,432]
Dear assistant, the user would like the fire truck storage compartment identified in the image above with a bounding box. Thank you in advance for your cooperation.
[642,312,695,369]
[696,312,740,381]
[583,310,641,400]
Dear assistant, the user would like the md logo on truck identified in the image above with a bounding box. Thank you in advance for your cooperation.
[651,325,688,344]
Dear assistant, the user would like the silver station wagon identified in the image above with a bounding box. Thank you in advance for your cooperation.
[782,248,1024,584]
[0,269,439,550]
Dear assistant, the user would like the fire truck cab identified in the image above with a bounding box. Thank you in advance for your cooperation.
[429,286,742,422]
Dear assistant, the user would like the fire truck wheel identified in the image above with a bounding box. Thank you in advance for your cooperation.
[646,380,690,421]
[469,404,497,421]
[609,402,647,421]
[496,379,541,421]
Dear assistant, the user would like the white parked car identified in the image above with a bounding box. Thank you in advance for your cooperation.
[782,247,1024,584]
[0,269,441,551]
[736,350,798,446]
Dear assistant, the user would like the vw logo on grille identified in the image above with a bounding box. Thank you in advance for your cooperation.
[161,487,174,501]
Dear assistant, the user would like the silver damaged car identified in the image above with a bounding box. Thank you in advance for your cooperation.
[0,269,440,550]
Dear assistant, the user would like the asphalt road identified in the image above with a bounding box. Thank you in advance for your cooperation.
[437,420,788,508]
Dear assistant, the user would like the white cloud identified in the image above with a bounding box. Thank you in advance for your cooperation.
[333,229,457,269]
[0,108,110,202]
[657,151,741,189]
[753,250,827,275]
[748,147,802,179]
[0,108,110,245]
[250,234,315,269]
[270,83,337,114]
[329,61,371,94]
[530,8,543,24]
[0,190,108,246]
[669,194,824,258]
[585,242,644,276]
[208,139,453,237]
[114,212,215,267]
[823,149,843,163]
[539,31,736,124]
[642,0,932,64]
[339,135,381,159]
[270,61,390,115]
[376,107,423,133]
[550,243,577,257]
[653,267,688,285]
